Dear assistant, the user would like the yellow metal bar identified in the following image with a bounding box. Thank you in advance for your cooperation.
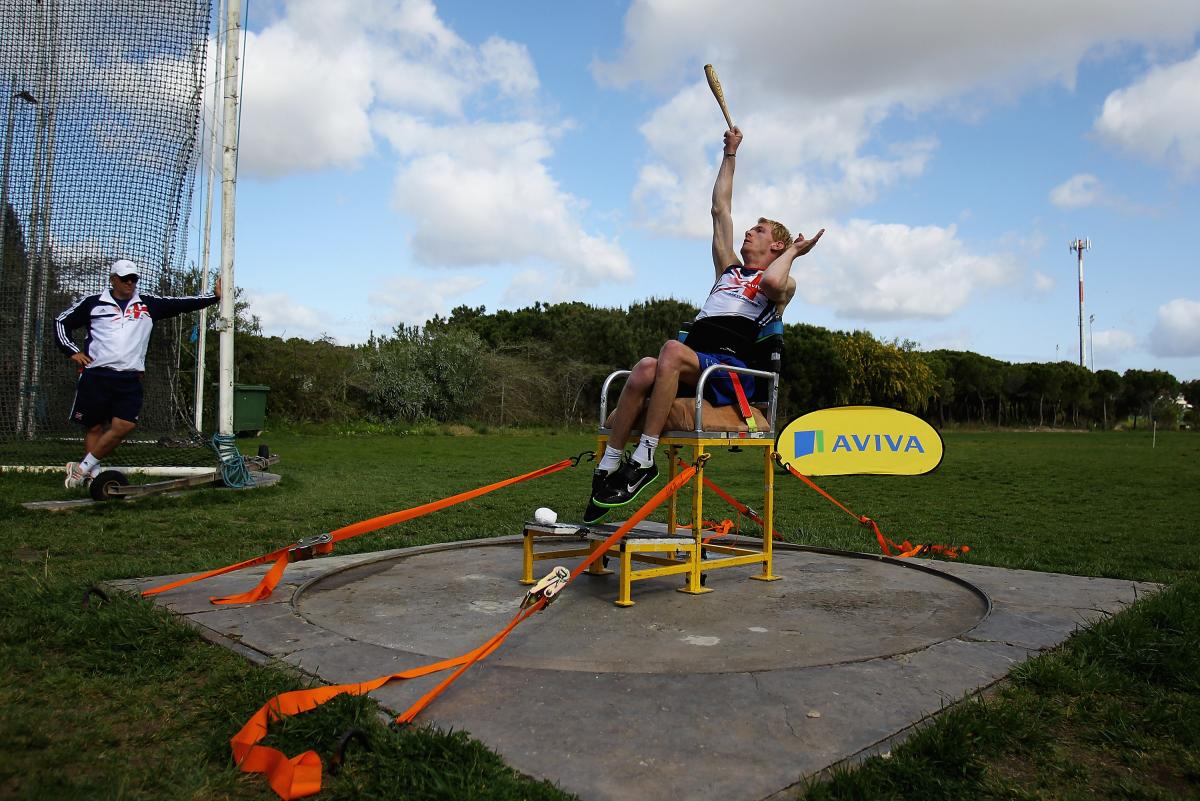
[630,562,696,581]
[699,552,769,570]
[521,530,534,584]
[667,444,679,536]
[532,546,592,561]
[752,442,781,581]
[682,443,706,594]
[617,545,634,607]
[700,543,759,556]
[618,541,690,553]
[624,553,686,567]
[660,436,746,447]
[586,540,614,575]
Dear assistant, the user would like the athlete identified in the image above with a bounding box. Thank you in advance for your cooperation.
[585,127,824,522]
[53,259,221,488]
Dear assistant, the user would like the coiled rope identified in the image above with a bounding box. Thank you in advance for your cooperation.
[211,433,254,489]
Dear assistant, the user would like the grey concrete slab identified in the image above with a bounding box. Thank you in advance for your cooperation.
[126,532,1157,801]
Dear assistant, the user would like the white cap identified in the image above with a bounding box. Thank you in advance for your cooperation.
[110,259,139,277]
[534,507,558,525]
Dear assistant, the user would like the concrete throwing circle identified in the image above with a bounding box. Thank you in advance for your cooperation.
[295,541,988,674]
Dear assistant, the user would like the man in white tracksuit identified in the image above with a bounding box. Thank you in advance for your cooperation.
[53,259,221,488]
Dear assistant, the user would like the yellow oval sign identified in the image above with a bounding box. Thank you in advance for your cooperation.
[776,406,944,476]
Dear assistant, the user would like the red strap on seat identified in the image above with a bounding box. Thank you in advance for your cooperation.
[726,373,756,432]
[777,458,968,559]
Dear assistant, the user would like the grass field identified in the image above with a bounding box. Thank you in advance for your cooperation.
[1,427,1198,799]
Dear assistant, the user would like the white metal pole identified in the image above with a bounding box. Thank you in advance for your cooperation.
[193,0,225,431]
[217,0,240,435]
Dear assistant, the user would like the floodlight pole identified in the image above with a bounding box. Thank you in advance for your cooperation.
[1069,238,1089,369]
[216,0,240,436]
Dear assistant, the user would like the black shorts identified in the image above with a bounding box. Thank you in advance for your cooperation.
[69,368,143,427]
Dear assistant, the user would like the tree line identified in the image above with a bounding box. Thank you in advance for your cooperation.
[202,297,1198,431]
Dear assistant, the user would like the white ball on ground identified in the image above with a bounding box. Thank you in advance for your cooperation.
[534,507,557,524]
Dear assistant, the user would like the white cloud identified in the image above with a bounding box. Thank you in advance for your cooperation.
[370,273,487,328]
[1049,174,1103,208]
[376,115,632,286]
[596,1,1200,97]
[229,0,627,289]
[1092,329,1139,366]
[1149,298,1200,356]
[597,1,1200,244]
[236,0,545,177]
[790,219,1015,320]
[237,25,376,177]
[1033,270,1055,292]
[245,291,330,339]
[1095,50,1200,175]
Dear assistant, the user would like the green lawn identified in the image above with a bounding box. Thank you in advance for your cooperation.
[1,427,1197,799]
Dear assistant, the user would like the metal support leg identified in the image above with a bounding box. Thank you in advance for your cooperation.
[521,528,535,584]
[587,539,613,575]
[751,442,781,582]
[667,444,679,536]
[616,543,634,607]
[678,443,712,595]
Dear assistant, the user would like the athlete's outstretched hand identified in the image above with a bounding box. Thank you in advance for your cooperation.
[791,229,825,257]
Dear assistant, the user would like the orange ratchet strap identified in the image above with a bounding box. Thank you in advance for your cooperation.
[776,456,968,559]
[142,458,577,605]
[673,456,782,540]
[231,463,700,800]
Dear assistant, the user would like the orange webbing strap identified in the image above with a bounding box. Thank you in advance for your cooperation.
[141,458,576,605]
[392,463,698,725]
[328,459,574,543]
[673,456,782,540]
[726,372,757,433]
[141,547,289,599]
[232,464,699,799]
[700,518,734,544]
[776,457,968,559]
[230,627,530,799]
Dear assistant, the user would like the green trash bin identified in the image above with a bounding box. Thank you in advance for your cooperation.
[232,384,269,436]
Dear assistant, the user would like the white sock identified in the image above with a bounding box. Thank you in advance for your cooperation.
[80,453,99,475]
[598,445,623,473]
[634,435,658,468]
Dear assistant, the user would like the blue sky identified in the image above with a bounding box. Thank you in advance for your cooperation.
[195,0,1200,381]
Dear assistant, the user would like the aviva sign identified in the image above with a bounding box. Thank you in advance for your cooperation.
[777,406,944,476]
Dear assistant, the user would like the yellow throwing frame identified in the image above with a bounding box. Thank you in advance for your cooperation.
[522,356,781,606]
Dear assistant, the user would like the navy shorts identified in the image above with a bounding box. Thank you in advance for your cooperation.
[694,351,754,407]
[69,368,143,427]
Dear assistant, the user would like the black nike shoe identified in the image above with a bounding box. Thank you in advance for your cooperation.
[583,467,614,524]
[594,457,659,508]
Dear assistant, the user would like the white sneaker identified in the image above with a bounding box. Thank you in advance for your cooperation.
[65,461,89,489]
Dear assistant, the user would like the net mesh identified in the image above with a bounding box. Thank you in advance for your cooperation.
[0,0,215,468]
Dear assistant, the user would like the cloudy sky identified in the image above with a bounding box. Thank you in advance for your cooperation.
[197,0,1200,380]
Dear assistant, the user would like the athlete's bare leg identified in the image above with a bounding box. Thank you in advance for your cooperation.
[86,417,136,460]
[640,340,701,437]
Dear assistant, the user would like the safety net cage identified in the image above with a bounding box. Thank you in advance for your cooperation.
[0,0,216,470]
